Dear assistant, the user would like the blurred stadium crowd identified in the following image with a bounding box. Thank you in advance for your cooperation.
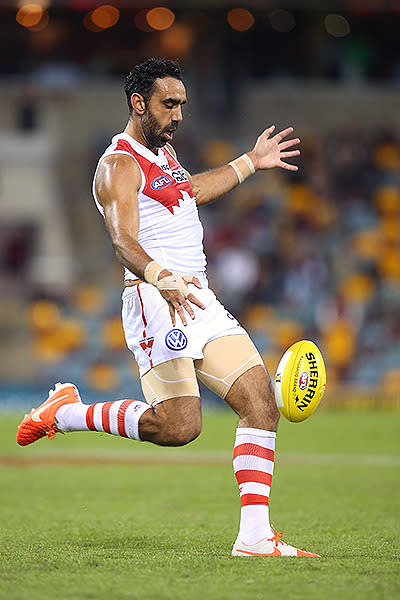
[2,124,399,404]
[0,1,399,406]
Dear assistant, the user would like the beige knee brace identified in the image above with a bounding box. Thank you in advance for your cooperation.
[141,357,200,406]
[194,334,263,399]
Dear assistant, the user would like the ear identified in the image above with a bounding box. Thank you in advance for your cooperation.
[131,93,146,115]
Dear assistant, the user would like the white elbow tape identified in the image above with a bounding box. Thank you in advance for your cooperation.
[228,153,255,184]
[143,261,164,286]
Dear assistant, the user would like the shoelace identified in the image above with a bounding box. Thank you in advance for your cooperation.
[26,406,59,440]
[270,527,285,546]
[46,426,58,440]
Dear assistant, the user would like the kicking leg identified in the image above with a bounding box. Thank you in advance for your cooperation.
[17,358,201,448]
[58,391,201,446]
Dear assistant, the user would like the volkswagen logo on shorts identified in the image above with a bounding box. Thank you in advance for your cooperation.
[165,328,188,351]
[151,175,172,190]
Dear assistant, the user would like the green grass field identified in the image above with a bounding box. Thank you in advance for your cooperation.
[1,409,399,600]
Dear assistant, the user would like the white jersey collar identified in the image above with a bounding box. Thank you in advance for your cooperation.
[113,131,167,165]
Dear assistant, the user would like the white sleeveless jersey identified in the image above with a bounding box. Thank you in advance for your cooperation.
[92,132,206,280]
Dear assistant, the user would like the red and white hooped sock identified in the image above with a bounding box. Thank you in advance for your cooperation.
[233,427,276,544]
[56,400,151,441]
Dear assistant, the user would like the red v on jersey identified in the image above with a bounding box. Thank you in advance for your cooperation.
[114,139,193,214]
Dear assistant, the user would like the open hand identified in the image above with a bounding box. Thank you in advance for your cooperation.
[157,272,205,327]
[247,125,300,172]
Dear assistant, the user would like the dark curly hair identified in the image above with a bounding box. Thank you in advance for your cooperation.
[124,58,183,114]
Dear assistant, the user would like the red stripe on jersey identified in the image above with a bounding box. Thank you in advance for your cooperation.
[101,401,113,434]
[240,493,269,507]
[162,145,180,170]
[86,404,96,431]
[233,443,275,462]
[235,470,273,487]
[117,400,133,438]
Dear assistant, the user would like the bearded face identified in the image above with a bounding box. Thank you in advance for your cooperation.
[138,77,186,149]
[141,106,178,148]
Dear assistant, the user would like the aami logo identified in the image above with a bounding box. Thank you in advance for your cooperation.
[298,371,309,391]
[151,175,172,190]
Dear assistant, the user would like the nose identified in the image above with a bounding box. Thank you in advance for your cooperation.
[172,105,183,122]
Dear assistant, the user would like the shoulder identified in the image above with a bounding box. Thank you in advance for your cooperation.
[95,153,142,201]
[98,152,140,172]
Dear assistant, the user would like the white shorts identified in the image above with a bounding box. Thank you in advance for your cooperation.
[121,273,247,377]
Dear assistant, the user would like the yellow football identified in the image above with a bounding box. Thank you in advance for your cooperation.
[274,340,326,422]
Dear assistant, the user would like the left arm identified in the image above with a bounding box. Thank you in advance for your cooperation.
[190,125,300,206]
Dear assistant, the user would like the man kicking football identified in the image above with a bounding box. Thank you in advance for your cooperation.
[17,58,318,557]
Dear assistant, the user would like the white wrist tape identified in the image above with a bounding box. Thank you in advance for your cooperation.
[156,272,195,298]
[143,261,164,286]
[144,262,196,297]
[228,153,256,184]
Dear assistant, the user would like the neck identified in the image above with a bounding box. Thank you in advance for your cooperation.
[124,119,159,155]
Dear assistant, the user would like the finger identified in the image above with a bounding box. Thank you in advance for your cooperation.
[279,161,299,171]
[174,302,188,326]
[278,138,300,151]
[182,301,196,321]
[168,304,176,327]
[274,127,294,142]
[191,276,202,289]
[280,150,300,158]
[187,292,206,310]
[262,125,275,139]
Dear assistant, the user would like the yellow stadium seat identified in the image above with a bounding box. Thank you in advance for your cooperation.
[27,300,61,333]
[72,284,106,314]
[379,217,400,243]
[351,228,381,261]
[33,331,66,363]
[374,186,400,214]
[101,316,126,351]
[381,368,400,394]
[202,140,236,169]
[243,303,275,333]
[58,318,87,352]
[272,319,305,351]
[86,362,121,392]
[378,250,400,281]
[339,273,375,303]
[373,143,400,170]
[323,319,356,368]
[286,183,315,216]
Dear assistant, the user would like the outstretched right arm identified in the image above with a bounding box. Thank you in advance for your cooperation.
[95,154,204,325]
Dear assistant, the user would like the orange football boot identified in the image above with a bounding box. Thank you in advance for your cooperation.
[16,383,82,446]
[232,526,320,557]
